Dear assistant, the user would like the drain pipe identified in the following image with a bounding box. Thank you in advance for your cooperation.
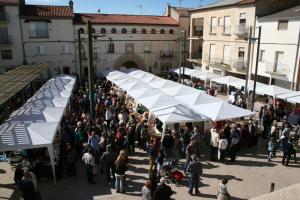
[291,27,300,90]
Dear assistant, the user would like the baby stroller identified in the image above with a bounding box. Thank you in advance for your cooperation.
[161,158,184,186]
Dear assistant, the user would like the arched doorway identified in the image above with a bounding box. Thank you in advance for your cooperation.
[122,61,138,69]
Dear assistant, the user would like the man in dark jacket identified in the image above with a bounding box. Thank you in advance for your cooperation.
[153,178,173,200]
[65,143,77,177]
[162,132,175,158]
[101,145,117,181]
[186,154,203,195]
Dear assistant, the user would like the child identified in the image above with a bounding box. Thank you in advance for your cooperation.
[267,137,276,162]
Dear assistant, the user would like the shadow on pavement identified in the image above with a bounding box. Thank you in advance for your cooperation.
[202,174,243,181]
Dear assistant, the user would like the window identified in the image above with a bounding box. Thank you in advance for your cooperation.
[132,28,137,34]
[144,45,151,53]
[0,27,10,43]
[274,51,284,72]
[239,13,246,25]
[78,28,84,34]
[151,29,156,34]
[1,50,12,60]
[91,28,96,34]
[169,29,174,34]
[63,67,70,74]
[29,21,48,38]
[107,43,114,53]
[36,45,45,55]
[223,16,230,34]
[223,45,230,64]
[278,20,288,30]
[142,29,147,34]
[259,50,265,62]
[62,44,69,54]
[160,29,165,34]
[101,28,106,34]
[210,17,217,33]
[238,47,245,59]
[121,28,127,34]
[0,6,6,21]
[111,28,117,33]
[125,44,134,54]
[209,44,216,62]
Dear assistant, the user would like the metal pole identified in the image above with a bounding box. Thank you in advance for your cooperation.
[245,26,252,102]
[291,27,300,90]
[77,30,83,83]
[179,31,182,80]
[251,26,261,112]
[87,20,95,124]
[183,30,186,76]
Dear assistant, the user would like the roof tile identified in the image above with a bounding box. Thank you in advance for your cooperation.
[21,5,73,18]
[0,0,19,5]
[74,13,178,26]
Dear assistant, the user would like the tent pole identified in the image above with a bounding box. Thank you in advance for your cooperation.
[162,123,167,138]
[48,145,56,184]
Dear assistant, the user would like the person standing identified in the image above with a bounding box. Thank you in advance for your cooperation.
[218,135,228,163]
[217,179,230,200]
[186,154,202,195]
[267,137,276,162]
[88,130,100,163]
[65,143,76,177]
[141,180,152,200]
[184,139,196,173]
[153,178,173,200]
[210,127,220,161]
[191,126,201,157]
[229,129,239,162]
[101,145,117,182]
[127,126,135,154]
[114,150,128,193]
[82,148,95,184]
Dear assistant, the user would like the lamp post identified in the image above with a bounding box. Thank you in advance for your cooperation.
[251,26,262,111]
[244,26,252,102]
[77,29,83,82]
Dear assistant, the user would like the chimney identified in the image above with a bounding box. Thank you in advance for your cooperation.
[166,3,171,16]
[69,0,74,10]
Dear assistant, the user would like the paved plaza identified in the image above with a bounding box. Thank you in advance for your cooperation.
[1,138,300,200]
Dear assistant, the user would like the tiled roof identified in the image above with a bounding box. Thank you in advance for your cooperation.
[74,13,179,26]
[0,0,19,5]
[259,5,300,20]
[20,5,73,18]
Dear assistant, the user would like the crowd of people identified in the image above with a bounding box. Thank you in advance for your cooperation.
[11,73,299,200]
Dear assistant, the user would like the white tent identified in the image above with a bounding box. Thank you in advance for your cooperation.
[149,80,179,89]
[210,76,243,86]
[137,93,181,110]
[152,105,208,124]
[194,72,222,85]
[106,72,129,81]
[229,79,266,91]
[254,85,291,97]
[172,67,195,76]
[175,91,219,106]
[0,122,59,183]
[193,101,254,121]
[127,87,161,99]
[8,106,64,123]
[161,85,200,96]
[286,96,300,104]
[127,69,143,76]
[125,81,150,91]
[277,91,300,100]
[120,80,147,91]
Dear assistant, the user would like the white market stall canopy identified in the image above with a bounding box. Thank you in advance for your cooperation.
[210,76,243,86]
[105,69,254,123]
[277,91,300,100]
[0,74,76,183]
[254,85,291,97]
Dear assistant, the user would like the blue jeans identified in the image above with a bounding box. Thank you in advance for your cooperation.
[115,173,124,192]
[189,176,199,193]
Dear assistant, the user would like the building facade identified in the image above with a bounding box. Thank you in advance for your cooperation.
[0,0,188,76]
[189,0,256,77]
[74,13,180,76]
[0,0,24,73]
[251,6,300,89]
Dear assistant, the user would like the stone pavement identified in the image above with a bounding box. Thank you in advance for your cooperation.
[1,138,300,200]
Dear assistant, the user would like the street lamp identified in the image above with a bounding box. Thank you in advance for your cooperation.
[244,26,262,111]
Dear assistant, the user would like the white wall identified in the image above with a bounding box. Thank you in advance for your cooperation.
[0,5,24,73]
[252,19,300,89]
[75,24,179,75]
[21,18,76,75]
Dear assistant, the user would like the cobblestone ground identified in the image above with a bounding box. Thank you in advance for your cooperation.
[1,138,300,200]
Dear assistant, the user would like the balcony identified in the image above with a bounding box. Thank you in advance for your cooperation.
[0,35,12,44]
[160,51,174,59]
[191,26,203,38]
[232,59,247,73]
[234,24,249,39]
[265,62,290,76]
